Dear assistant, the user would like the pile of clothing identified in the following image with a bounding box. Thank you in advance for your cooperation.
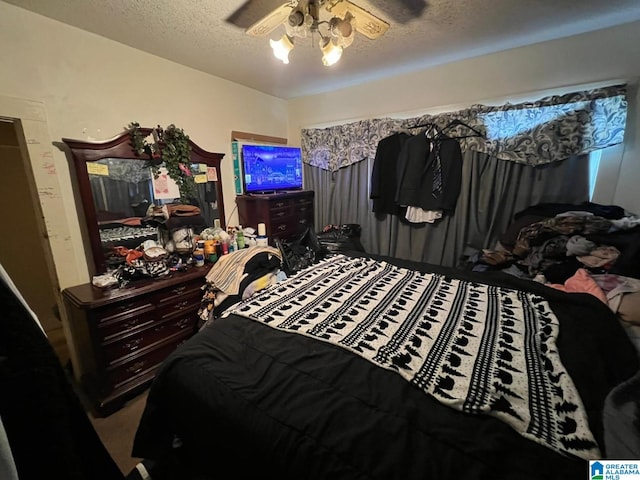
[469,201,640,336]
[197,246,283,328]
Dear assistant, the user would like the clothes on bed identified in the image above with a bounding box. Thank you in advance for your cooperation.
[225,254,600,460]
[512,202,626,222]
[242,271,278,299]
[592,274,640,316]
[475,202,640,284]
[197,247,283,326]
[546,268,608,304]
[512,214,612,257]
[204,246,281,295]
[565,235,597,256]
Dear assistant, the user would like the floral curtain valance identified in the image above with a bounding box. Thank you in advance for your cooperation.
[301,84,627,171]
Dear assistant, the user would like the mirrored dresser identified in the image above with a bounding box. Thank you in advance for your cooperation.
[60,128,224,415]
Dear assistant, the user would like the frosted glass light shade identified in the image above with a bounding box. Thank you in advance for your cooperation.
[270,34,294,64]
[320,39,343,66]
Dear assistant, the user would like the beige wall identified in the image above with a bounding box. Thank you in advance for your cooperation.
[287,21,640,216]
[0,2,288,290]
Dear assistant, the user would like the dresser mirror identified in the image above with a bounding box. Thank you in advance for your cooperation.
[62,128,225,275]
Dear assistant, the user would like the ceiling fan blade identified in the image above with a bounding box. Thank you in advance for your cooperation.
[364,0,428,24]
[245,3,296,37]
[326,0,390,39]
[225,0,293,30]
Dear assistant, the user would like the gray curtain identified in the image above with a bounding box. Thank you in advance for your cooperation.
[304,159,371,232]
[306,151,589,267]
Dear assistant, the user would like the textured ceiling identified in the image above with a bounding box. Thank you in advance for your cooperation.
[4,0,640,99]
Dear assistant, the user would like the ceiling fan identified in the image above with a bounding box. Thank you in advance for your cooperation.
[234,0,389,40]
[225,0,427,30]
[226,0,402,65]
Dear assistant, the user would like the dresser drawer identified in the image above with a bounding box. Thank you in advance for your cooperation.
[96,282,200,351]
[94,297,155,324]
[106,332,191,390]
[269,205,294,221]
[156,293,201,321]
[270,220,300,238]
[155,281,203,306]
[293,195,313,206]
[101,311,196,365]
[97,307,157,341]
[269,198,291,209]
[297,202,313,217]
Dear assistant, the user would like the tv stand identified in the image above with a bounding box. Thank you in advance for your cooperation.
[236,190,315,245]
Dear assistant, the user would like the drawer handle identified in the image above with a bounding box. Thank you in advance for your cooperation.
[154,324,167,333]
[122,318,142,330]
[275,201,285,207]
[171,286,187,295]
[276,211,286,217]
[173,300,190,311]
[299,219,308,224]
[115,302,138,313]
[127,361,146,375]
[174,317,191,329]
[124,338,143,352]
[277,224,287,231]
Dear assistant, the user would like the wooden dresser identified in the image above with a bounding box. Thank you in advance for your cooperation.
[236,190,315,244]
[62,266,208,416]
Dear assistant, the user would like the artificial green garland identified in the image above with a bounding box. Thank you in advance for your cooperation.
[128,122,196,200]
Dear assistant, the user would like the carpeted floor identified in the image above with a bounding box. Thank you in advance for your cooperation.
[88,390,149,476]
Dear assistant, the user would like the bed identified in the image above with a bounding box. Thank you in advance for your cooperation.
[131,251,639,480]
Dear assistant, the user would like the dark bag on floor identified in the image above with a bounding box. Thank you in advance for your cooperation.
[316,224,365,253]
[275,228,327,276]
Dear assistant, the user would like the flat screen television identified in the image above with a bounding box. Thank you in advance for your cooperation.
[241,144,303,194]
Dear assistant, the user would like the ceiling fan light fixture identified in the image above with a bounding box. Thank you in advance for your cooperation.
[330,15,352,37]
[330,13,356,48]
[247,0,389,66]
[270,34,294,64]
[288,10,305,28]
[320,38,343,66]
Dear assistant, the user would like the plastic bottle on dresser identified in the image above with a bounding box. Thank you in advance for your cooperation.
[193,248,205,267]
[236,225,245,249]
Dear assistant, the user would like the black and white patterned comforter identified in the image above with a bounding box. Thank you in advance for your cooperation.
[226,254,598,459]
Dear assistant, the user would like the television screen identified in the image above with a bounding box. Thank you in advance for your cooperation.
[241,144,303,194]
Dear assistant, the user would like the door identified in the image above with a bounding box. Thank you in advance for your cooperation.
[0,117,67,364]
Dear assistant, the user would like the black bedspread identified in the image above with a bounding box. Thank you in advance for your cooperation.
[132,253,638,480]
